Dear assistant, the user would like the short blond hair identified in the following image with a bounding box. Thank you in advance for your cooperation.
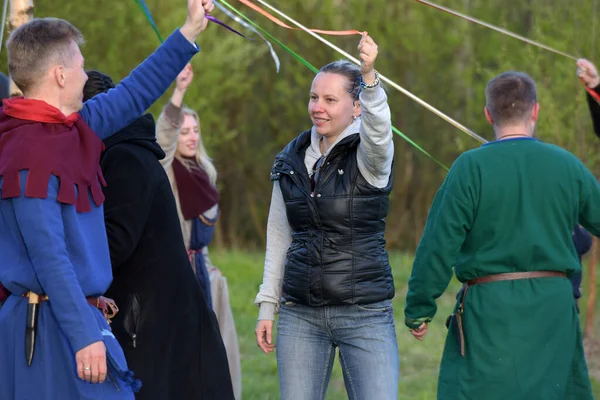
[7,18,84,93]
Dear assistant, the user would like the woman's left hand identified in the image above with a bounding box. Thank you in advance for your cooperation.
[358,33,378,84]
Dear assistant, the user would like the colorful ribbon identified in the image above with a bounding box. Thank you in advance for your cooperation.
[219,0,449,171]
[415,0,600,104]
[205,15,251,39]
[238,0,363,36]
[250,0,485,144]
[135,0,250,43]
[214,0,281,72]
[416,0,578,60]
[135,0,164,43]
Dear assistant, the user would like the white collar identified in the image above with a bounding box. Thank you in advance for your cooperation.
[308,118,362,159]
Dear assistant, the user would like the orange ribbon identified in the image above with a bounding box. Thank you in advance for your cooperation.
[238,0,363,36]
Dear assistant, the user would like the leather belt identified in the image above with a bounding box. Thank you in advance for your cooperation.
[22,292,119,324]
[465,271,566,286]
[449,270,567,357]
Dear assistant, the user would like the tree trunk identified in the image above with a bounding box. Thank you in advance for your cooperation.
[8,0,34,96]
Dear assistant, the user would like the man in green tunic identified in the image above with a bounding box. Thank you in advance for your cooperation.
[404,71,600,400]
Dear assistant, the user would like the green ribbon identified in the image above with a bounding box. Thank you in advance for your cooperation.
[217,0,449,171]
[135,0,164,43]
[133,0,448,171]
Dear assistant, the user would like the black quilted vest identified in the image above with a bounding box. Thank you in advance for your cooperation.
[271,130,395,306]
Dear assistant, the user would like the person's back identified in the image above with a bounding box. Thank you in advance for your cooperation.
[84,71,235,400]
[404,71,600,400]
[453,138,591,278]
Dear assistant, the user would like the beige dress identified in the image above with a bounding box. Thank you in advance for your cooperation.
[156,102,242,400]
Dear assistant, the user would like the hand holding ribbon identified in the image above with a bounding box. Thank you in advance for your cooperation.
[238,0,363,36]
[136,0,250,43]
[577,59,600,104]
[577,59,600,88]
[358,33,378,84]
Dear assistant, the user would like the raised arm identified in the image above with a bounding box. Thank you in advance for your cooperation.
[80,30,198,140]
[586,86,600,138]
[355,35,393,189]
[80,0,214,139]
[576,58,600,138]
[156,64,193,169]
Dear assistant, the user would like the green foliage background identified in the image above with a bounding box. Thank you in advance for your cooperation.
[7,0,600,250]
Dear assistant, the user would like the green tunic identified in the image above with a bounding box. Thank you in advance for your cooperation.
[404,137,600,400]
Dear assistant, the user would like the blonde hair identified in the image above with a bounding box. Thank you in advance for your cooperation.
[176,107,218,187]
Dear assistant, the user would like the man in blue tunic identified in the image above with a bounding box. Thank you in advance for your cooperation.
[0,0,213,398]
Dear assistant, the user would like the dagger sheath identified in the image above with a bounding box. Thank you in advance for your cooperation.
[25,292,40,366]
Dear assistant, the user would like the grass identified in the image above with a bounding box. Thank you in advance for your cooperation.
[210,250,600,399]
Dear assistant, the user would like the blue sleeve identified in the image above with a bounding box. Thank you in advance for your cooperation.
[573,225,593,256]
[12,177,103,353]
[79,29,199,140]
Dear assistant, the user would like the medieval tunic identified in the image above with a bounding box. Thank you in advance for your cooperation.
[405,137,600,400]
[0,30,198,400]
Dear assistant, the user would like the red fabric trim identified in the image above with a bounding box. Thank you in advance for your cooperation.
[0,101,106,213]
[3,97,80,126]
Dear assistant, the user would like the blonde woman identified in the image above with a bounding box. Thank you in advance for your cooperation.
[156,64,242,400]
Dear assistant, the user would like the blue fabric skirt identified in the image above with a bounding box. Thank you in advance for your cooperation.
[0,295,138,399]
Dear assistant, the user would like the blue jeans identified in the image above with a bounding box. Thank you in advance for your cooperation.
[276,299,399,400]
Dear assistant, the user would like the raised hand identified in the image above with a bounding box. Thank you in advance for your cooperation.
[176,64,194,92]
[577,58,600,88]
[180,0,215,43]
[358,33,379,85]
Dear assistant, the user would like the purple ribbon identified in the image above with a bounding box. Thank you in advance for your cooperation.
[207,15,253,40]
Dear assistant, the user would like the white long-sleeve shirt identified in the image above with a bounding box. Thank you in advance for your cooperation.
[254,84,394,321]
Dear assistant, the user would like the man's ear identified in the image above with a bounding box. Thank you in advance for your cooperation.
[531,102,540,123]
[54,65,66,88]
[484,107,493,125]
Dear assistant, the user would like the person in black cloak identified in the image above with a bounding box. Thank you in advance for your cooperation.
[83,70,235,400]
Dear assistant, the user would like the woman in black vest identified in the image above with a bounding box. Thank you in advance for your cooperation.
[255,34,398,400]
